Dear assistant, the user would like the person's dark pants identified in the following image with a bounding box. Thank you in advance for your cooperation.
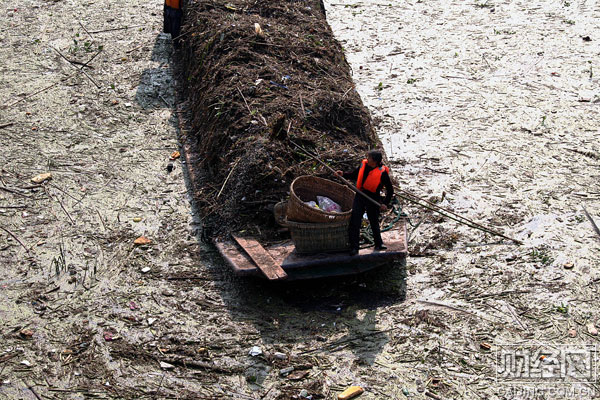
[348,192,383,251]
[163,5,183,47]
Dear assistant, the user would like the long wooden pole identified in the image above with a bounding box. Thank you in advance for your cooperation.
[393,189,522,244]
[290,141,522,245]
[393,185,522,244]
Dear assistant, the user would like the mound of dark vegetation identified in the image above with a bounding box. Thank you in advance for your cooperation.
[178,0,381,239]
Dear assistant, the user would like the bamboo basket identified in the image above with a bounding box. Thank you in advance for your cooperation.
[274,201,350,254]
[287,176,354,223]
[285,218,350,254]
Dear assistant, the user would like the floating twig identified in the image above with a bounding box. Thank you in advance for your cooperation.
[567,148,600,161]
[88,24,146,34]
[45,187,75,225]
[3,51,100,109]
[159,358,240,373]
[65,59,94,69]
[503,301,529,331]
[417,300,497,325]
[96,209,107,232]
[78,21,94,40]
[0,225,30,254]
[22,380,42,400]
[2,74,74,109]
[0,186,30,198]
[52,46,101,88]
[299,327,397,355]
[159,94,172,108]
[582,206,600,242]
[79,49,102,67]
[126,42,150,54]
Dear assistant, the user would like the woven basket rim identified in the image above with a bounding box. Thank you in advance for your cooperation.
[282,217,349,229]
[290,175,353,217]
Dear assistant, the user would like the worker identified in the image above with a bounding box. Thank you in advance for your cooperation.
[336,150,394,256]
[164,0,184,48]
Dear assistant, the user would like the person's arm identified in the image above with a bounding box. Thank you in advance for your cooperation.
[342,166,360,181]
[381,171,394,206]
[335,166,359,181]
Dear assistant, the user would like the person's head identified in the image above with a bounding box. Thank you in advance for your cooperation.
[366,150,383,167]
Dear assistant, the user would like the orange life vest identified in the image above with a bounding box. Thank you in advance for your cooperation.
[165,0,180,8]
[356,159,389,193]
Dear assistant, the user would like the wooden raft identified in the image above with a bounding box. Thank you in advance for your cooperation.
[215,220,408,281]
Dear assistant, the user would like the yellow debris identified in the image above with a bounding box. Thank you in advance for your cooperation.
[31,172,52,184]
[338,386,364,400]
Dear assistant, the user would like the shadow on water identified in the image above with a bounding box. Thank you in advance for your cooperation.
[150,30,409,386]
[135,33,176,109]
[197,246,407,373]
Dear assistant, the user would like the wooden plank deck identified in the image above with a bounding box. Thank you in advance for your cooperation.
[214,220,408,281]
[214,239,257,276]
[232,236,288,280]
